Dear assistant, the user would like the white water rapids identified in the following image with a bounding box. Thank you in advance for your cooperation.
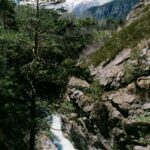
[51,115,76,150]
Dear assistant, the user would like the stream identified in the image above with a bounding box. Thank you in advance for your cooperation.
[51,115,76,150]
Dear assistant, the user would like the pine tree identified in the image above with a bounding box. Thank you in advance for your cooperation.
[0,0,17,29]
[18,1,65,149]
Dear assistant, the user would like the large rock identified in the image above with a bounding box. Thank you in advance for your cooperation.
[68,77,90,89]
[93,48,132,89]
[142,103,150,110]
[67,88,92,113]
[134,145,150,150]
[102,85,139,117]
[136,76,150,89]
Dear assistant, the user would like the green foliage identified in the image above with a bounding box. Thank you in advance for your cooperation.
[72,66,92,82]
[55,16,94,59]
[122,61,143,84]
[59,100,75,114]
[122,47,148,84]
[0,4,97,149]
[139,135,150,145]
[0,35,32,149]
[85,81,103,102]
[89,4,150,66]
[98,18,125,30]
[0,0,17,30]
[135,112,150,123]
[0,29,23,46]
[92,30,111,44]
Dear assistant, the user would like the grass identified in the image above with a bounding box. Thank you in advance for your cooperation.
[88,4,150,66]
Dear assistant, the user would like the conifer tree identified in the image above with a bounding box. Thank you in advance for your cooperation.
[0,0,17,29]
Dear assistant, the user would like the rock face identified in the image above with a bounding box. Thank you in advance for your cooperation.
[36,131,56,150]
[90,38,150,90]
[134,145,150,150]
[68,77,90,89]
[63,3,150,149]
[91,48,132,89]
[136,76,150,89]
[83,0,140,20]
[65,76,150,149]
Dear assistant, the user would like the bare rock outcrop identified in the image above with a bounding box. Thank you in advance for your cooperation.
[68,77,90,89]
[90,39,150,90]
[134,145,150,150]
[136,76,150,89]
[93,48,131,89]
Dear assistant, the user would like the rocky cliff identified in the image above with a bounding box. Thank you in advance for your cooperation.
[62,1,150,150]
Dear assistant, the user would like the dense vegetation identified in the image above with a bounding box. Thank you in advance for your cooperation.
[0,1,98,149]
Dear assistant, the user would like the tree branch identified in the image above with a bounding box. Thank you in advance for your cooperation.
[19,39,34,48]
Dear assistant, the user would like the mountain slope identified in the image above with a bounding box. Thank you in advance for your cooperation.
[89,0,149,66]
[83,0,140,20]
[63,1,150,150]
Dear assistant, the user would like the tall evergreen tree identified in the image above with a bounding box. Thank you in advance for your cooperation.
[0,0,17,29]
[0,1,94,149]
[18,1,66,149]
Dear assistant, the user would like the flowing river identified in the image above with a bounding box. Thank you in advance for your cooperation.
[51,115,76,150]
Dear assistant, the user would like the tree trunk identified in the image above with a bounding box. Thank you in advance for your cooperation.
[34,0,39,56]
[29,92,36,150]
[29,0,39,149]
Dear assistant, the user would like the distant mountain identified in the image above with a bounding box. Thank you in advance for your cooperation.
[18,0,112,15]
[71,0,112,16]
[83,0,140,20]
